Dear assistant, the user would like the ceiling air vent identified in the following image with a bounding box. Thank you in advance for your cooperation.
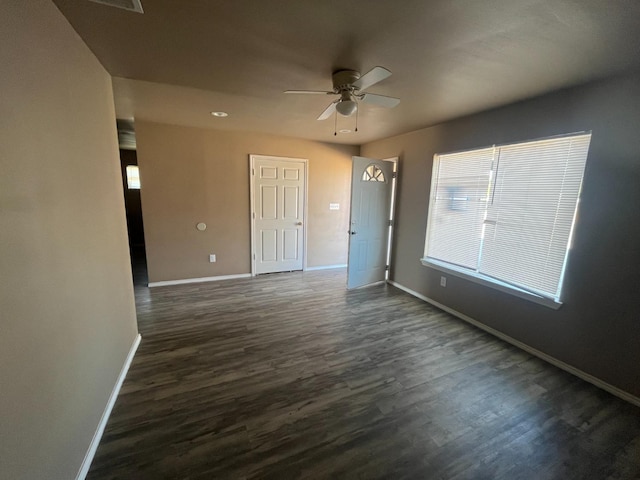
[87,0,144,13]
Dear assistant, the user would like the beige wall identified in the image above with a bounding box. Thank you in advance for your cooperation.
[0,1,139,479]
[362,72,640,398]
[136,121,358,283]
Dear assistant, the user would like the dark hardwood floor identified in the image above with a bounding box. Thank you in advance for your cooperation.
[88,269,640,479]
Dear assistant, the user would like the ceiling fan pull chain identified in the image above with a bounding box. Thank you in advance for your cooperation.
[355,101,359,132]
[334,110,338,136]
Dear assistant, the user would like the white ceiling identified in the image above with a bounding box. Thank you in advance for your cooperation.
[53,0,640,145]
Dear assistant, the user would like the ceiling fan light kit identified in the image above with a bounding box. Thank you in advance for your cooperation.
[285,66,400,129]
[336,99,357,116]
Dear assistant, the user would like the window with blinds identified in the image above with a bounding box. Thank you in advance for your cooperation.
[423,132,591,305]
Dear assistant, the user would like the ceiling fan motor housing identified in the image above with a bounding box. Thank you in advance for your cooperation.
[332,70,361,92]
[284,66,397,121]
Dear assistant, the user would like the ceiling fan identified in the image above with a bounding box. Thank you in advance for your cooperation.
[285,66,400,120]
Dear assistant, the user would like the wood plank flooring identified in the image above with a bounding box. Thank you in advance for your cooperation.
[87,269,640,479]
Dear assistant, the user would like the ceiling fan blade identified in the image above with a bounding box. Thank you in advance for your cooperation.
[353,66,392,91]
[317,101,338,120]
[360,93,400,108]
[284,90,335,95]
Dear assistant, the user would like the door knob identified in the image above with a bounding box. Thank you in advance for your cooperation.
[350,231,357,235]
[296,222,303,226]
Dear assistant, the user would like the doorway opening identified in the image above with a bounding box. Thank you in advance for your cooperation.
[119,148,148,286]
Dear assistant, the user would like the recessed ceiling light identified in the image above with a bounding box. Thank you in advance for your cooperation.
[211,111,228,117]
[339,129,352,133]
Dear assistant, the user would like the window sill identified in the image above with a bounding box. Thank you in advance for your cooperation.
[420,258,562,310]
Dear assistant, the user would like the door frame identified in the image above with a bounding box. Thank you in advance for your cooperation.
[347,156,399,289]
[249,154,309,276]
[385,157,399,281]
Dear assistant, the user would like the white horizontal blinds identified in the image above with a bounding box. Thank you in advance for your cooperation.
[479,134,591,298]
[426,147,494,269]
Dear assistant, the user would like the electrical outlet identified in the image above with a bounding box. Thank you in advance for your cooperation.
[440,276,447,287]
[209,254,216,263]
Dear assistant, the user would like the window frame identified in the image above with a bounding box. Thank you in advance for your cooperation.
[421,257,562,309]
[421,132,591,309]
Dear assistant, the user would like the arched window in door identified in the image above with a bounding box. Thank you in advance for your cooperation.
[362,164,386,182]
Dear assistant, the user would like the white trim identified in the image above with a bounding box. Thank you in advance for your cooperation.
[249,155,308,276]
[148,273,251,287]
[387,280,640,408]
[303,158,309,272]
[76,333,141,480]
[305,264,347,271]
[249,155,256,275]
[384,157,399,282]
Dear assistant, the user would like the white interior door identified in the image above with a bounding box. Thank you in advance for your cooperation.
[347,156,396,289]
[251,155,306,275]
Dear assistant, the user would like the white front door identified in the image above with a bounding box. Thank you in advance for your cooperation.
[347,156,396,289]
[250,155,306,275]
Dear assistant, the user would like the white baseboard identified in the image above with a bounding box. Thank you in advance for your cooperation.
[148,273,251,287]
[76,333,142,480]
[387,280,640,408]
[305,264,348,271]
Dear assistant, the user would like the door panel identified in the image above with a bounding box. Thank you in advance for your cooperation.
[261,230,277,262]
[252,156,306,274]
[261,185,277,219]
[347,156,395,289]
[283,186,299,218]
[357,241,368,271]
[260,166,277,179]
[283,229,299,260]
[283,168,299,180]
